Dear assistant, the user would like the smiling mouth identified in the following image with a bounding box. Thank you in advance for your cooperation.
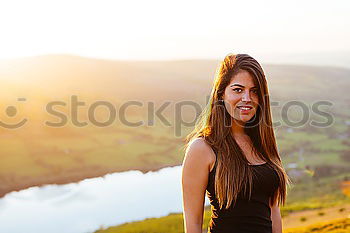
[237,106,253,110]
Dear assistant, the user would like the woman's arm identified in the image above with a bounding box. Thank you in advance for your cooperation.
[270,199,283,233]
[181,138,213,233]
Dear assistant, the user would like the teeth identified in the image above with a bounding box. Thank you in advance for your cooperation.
[238,106,252,110]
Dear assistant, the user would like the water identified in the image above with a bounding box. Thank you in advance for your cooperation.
[0,165,210,233]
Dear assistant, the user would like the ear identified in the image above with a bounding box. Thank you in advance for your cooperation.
[221,93,225,100]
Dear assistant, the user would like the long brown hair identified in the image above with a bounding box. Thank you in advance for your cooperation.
[184,53,291,209]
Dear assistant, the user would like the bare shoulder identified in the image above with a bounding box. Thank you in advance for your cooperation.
[181,138,216,227]
[183,137,216,173]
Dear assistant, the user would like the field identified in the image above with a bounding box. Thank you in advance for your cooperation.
[0,56,350,233]
[1,55,349,198]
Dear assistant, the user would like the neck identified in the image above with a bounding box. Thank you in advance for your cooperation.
[231,118,246,136]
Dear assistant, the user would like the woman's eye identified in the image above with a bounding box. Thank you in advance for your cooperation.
[232,88,258,94]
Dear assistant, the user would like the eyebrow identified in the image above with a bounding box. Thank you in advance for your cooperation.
[230,83,257,88]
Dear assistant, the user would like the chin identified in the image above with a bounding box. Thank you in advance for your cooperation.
[232,111,256,122]
[237,117,252,123]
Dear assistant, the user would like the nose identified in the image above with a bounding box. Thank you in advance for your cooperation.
[242,90,252,102]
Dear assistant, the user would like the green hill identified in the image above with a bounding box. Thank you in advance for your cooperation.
[0,55,349,198]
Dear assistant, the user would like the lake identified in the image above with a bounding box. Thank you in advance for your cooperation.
[0,165,211,233]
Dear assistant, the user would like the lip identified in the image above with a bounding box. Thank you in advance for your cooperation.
[237,105,253,109]
[237,105,253,114]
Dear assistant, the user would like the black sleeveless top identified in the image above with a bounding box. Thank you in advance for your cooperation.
[206,150,280,233]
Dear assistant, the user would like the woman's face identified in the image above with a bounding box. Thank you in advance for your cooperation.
[222,70,259,123]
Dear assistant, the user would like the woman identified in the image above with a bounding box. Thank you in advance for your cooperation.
[181,54,291,233]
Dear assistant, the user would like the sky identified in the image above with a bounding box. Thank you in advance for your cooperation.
[0,0,349,64]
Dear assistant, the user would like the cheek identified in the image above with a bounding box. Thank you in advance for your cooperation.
[224,93,241,104]
[223,96,241,115]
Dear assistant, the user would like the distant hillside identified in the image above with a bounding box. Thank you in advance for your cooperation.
[0,54,349,197]
[0,54,349,106]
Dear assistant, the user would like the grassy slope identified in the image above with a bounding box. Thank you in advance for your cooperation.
[0,55,350,198]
